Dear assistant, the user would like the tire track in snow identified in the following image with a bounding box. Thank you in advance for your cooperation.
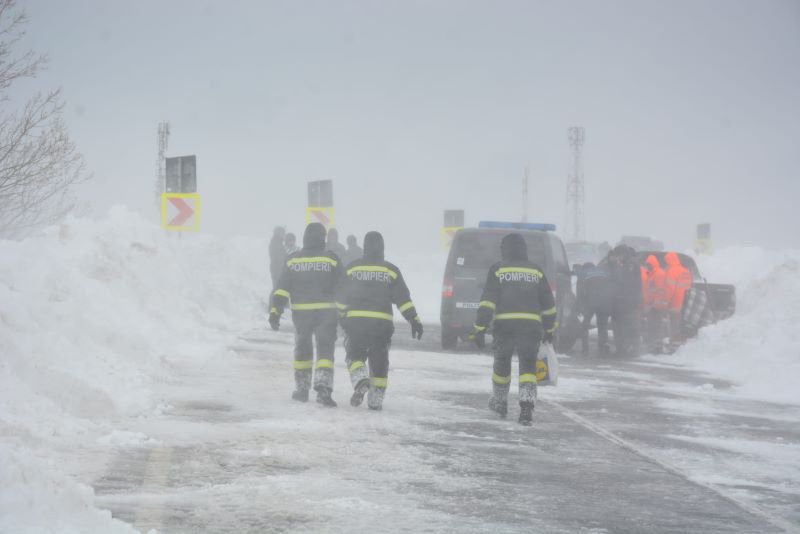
[546,400,800,534]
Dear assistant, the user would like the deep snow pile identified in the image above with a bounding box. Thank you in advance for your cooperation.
[0,206,268,532]
[666,246,800,405]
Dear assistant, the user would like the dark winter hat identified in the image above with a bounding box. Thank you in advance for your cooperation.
[363,231,384,260]
[347,235,357,247]
[501,233,528,261]
[303,222,326,250]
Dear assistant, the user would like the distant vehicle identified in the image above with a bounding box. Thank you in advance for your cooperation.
[440,221,580,352]
[635,251,736,329]
[565,241,604,267]
[618,235,664,252]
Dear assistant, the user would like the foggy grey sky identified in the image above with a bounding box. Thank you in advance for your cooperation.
[11,0,800,252]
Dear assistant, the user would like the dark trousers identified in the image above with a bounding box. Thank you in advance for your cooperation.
[492,324,542,404]
[292,309,338,392]
[344,319,394,390]
[612,307,638,356]
[644,308,668,351]
[581,307,611,353]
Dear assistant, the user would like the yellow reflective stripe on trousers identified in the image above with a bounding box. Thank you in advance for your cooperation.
[496,267,543,277]
[287,256,338,267]
[371,377,388,388]
[494,313,541,321]
[346,265,398,279]
[273,289,290,299]
[349,360,365,373]
[474,324,487,332]
[519,373,538,384]
[398,301,415,313]
[293,360,313,370]
[346,310,393,321]
[492,373,511,385]
[315,359,334,369]
[291,302,337,311]
[479,300,496,310]
[336,302,347,310]
[542,306,557,316]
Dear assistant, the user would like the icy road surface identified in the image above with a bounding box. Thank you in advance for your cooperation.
[87,325,800,534]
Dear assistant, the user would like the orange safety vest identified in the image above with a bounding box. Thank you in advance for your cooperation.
[664,252,692,312]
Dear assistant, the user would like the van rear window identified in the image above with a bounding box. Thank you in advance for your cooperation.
[452,233,548,271]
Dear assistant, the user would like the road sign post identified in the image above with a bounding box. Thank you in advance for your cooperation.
[307,180,334,229]
[694,223,713,255]
[162,155,199,231]
[441,209,464,249]
[161,193,200,231]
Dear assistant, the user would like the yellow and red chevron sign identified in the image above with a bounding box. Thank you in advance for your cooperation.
[161,193,200,231]
[306,206,334,229]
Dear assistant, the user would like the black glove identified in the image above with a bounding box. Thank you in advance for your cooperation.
[268,312,281,331]
[542,331,554,345]
[469,330,485,349]
[411,320,423,340]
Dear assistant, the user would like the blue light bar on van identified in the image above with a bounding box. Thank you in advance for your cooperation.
[478,221,557,231]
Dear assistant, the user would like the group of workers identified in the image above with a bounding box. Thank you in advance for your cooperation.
[577,245,692,356]
[268,223,423,412]
[267,223,556,425]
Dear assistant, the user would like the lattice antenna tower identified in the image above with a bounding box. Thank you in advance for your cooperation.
[155,121,170,212]
[566,126,585,242]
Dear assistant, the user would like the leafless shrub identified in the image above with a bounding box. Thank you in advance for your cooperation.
[0,0,87,238]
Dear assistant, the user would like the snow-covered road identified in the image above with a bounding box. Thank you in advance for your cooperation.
[84,327,799,533]
[3,210,799,533]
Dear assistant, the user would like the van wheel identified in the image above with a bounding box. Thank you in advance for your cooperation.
[441,328,458,349]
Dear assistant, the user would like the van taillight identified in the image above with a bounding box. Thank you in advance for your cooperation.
[442,278,454,298]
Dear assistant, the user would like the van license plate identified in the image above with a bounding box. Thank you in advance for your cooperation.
[455,302,479,309]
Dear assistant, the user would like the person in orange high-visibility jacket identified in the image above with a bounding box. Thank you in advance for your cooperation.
[644,255,669,352]
[663,252,692,345]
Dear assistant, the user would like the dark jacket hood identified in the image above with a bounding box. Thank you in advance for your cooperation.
[363,231,384,261]
[303,223,326,251]
[501,233,528,261]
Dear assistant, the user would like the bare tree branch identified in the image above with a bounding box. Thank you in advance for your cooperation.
[0,0,87,238]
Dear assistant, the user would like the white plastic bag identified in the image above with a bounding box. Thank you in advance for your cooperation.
[536,342,559,386]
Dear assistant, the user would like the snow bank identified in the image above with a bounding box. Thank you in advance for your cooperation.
[0,206,268,531]
[667,246,800,405]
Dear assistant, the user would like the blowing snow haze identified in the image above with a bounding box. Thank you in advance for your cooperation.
[9,0,799,250]
[5,2,800,532]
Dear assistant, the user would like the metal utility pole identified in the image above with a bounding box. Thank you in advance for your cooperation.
[566,126,585,242]
[522,166,529,222]
[155,121,170,212]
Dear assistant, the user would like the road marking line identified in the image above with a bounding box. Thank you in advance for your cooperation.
[133,446,173,531]
[546,400,800,534]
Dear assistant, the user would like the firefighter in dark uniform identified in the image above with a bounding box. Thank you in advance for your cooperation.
[269,222,343,407]
[337,231,423,411]
[469,233,557,426]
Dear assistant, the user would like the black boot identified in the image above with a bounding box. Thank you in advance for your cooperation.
[488,397,508,418]
[518,402,533,426]
[291,389,309,402]
[350,380,369,407]
[315,387,337,408]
